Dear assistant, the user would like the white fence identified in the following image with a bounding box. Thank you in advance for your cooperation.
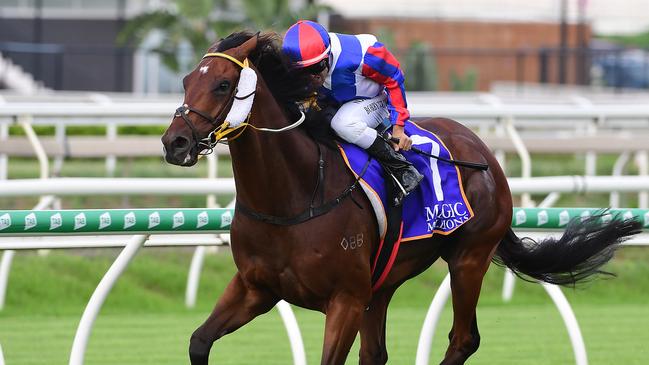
[2,93,648,184]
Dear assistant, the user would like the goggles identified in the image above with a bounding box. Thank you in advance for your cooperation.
[304,58,329,75]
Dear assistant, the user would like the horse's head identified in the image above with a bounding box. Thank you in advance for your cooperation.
[162,35,259,166]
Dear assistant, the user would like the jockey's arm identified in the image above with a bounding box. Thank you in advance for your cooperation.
[361,42,412,151]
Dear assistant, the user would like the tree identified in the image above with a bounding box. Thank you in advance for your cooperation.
[117,0,327,72]
[403,42,437,91]
[449,68,478,92]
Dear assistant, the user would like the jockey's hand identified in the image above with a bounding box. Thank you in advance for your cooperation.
[391,125,412,151]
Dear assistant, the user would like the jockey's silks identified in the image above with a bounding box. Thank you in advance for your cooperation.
[320,33,409,127]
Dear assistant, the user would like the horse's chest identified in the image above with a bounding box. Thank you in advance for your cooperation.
[232,251,325,309]
[230,227,372,309]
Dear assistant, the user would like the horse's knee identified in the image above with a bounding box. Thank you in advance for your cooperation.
[445,331,480,363]
[188,330,213,365]
[465,317,481,355]
[359,349,388,365]
[360,354,387,365]
[459,331,480,356]
[359,346,388,365]
[466,331,480,355]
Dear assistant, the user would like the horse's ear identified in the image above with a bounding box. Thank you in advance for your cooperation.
[232,33,259,61]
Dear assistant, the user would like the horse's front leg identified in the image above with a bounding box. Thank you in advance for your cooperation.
[189,273,277,365]
[321,292,368,365]
[358,287,396,365]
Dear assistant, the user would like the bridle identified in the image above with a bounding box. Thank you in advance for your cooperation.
[175,49,367,226]
[175,52,305,155]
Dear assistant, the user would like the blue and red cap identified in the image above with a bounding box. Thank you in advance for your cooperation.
[282,20,331,68]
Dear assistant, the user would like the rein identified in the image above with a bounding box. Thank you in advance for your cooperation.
[236,145,372,226]
[176,52,306,154]
[181,50,364,225]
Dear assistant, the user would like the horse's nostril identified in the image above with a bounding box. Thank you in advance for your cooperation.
[171,136,190,152]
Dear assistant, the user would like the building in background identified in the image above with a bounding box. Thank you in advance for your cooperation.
[322,0,649,91]
[0,0,149,92]
[320,0,649,35]
[1,0,648,93]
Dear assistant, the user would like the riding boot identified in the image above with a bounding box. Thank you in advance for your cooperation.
[366,136,424,206]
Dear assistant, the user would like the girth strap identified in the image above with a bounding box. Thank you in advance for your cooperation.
[236,145,371,226]
[236,188,352,225]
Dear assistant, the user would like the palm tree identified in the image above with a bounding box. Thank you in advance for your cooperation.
[118,0,327,72]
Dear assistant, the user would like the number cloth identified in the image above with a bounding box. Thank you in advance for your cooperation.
[338,120,474,241]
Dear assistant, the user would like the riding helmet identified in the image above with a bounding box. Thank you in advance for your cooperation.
[282,20,331,68]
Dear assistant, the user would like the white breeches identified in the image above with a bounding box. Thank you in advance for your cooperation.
[330,93,389,149]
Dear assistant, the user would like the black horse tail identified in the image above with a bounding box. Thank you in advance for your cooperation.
[493,212,642,286]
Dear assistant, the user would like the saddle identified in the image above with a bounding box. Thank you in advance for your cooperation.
[301,104,475,291]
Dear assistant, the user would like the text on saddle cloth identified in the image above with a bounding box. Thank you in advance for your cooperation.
[338,120,474,241]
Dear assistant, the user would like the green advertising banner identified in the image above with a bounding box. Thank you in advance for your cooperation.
[0,208,233,235]
[0,208,647,236]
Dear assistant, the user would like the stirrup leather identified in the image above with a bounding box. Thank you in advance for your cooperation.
[365,136,424,205]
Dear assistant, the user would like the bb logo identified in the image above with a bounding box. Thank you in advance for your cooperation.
[24,213,37,230]
[50,213,63,230]
[173,212,185,228]
[75,213,87,230]
[99,212,111,229]
[124,212,136,229]
[148,212,160,228]
[559,210,570,226]
[197,211,209,228]
[220,211,232,228]
[0,214,12,231]
[515,210,526,226]
[537,210,548,226]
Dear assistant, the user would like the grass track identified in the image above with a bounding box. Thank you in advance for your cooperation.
[1,248,648,364]
[1,304,648,364]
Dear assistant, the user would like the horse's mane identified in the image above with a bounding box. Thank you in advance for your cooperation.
[211,31,337,147]
[211,31,313,109]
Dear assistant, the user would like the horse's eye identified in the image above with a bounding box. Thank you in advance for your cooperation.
[215,81,230,94]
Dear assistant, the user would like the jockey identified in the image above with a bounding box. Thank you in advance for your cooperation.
[282,20,423,205]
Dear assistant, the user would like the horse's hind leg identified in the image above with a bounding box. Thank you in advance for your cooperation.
[440,237,498,365]
[321,292,368,365]
[189,273,277,365]
[358,288,397,365]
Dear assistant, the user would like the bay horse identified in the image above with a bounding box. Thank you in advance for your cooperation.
[161,32,641,365]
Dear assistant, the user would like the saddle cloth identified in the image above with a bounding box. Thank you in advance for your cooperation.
[338,120,474,241]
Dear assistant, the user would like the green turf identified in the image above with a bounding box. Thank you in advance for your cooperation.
[2,304,647,365]
[0,248,648,364]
